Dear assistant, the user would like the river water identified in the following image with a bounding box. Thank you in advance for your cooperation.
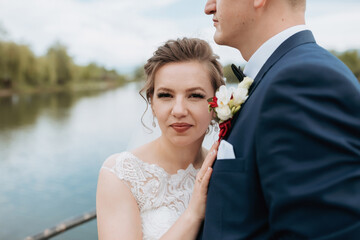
[0,83,217,240]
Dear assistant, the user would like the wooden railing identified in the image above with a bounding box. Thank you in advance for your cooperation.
[24,210,96,240]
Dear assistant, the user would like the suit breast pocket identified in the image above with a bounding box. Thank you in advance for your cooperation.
[213,157,246,173]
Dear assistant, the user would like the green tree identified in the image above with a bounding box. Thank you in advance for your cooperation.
[0,41,8,87]
[18,44,38,86]
[79,63,102,81]
[132,65,146,82]
[0,42,38,89]
[46,42,74,85]
[0,38,128,92]
[334,50,360,82]
[1,42,23,89]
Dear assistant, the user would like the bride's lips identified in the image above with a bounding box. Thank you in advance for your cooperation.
[170,123,192,133]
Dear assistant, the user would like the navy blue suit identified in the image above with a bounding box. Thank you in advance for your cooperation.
[198,31,360,239]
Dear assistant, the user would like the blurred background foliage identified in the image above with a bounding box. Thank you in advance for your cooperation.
[224,50,360,83]
[332,50,360,80]
[0,40,136,94]
[0,23,141,96]
[223,50,360,84]
[0,36,359,94]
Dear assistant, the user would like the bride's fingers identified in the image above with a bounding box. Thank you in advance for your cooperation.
[200,167,213,194]
[198,141,220,177]
[196,158,216,186]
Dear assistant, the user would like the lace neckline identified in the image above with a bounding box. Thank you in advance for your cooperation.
[123,151,200,177]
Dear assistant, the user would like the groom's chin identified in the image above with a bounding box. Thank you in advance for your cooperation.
[213,33,229,47]
[213,33,223,45]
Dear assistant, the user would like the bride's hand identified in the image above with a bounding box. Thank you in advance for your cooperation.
[186,140,220,221]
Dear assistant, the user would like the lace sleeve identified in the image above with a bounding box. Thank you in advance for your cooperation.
[101,152,147,206]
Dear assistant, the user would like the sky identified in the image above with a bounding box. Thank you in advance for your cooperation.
[1,0,360,73]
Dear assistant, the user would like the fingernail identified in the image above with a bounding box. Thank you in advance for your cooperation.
[211,149,216,155]
[207,167,211,171]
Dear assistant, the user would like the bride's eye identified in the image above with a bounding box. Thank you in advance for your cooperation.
[157,92,172,98]
[189,93,205,99]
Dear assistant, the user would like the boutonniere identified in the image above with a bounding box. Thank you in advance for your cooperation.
[208,77,254,140]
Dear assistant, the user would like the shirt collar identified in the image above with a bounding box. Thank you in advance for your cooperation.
[243,25,309,79]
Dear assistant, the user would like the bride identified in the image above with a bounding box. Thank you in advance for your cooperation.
[96,37,225,239]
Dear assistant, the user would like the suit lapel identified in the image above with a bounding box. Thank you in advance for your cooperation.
[224,30,316,140]
[247,30,316,97]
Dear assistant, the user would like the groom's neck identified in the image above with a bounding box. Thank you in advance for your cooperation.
[237,0,305,61]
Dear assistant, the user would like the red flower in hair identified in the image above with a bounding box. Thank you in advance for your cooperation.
[208,96,218,108]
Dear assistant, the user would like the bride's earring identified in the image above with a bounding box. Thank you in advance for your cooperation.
[152,115,156,128]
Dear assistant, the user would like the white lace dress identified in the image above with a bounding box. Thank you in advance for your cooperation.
[101,152,199,240]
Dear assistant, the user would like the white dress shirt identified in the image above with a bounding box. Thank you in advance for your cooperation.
[243,25,309,80]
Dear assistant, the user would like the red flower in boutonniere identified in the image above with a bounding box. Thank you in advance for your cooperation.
[219,120,232,140]
[208,77,254,141]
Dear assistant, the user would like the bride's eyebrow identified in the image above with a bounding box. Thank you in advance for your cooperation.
[156,87,174,93]
[186,87,206,93]
[155,87,206,93]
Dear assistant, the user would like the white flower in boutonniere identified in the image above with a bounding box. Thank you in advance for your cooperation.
[232,77,253,105]
[208,77,254,140]
[215,105,232,121]
[216,85,232,107]
[214,85,233,121]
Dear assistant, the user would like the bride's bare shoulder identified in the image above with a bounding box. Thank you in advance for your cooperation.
[102,153,122,168]
[101,140,157,168]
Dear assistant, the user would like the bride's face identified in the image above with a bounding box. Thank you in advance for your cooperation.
[151,61,214,147]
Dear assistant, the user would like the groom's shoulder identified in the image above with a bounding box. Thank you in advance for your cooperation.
[283,43,339,69]
[272,45,356,86]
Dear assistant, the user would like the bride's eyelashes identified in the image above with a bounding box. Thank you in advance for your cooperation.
[157,92,172,98]
[189,93,205,99]
[156,92,206,99]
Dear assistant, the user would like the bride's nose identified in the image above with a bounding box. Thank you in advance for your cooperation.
[171,97,188,118]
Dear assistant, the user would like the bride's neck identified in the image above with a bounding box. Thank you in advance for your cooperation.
[154,136,205,171]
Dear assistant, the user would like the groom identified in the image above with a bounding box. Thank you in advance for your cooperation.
[198,0,360,239]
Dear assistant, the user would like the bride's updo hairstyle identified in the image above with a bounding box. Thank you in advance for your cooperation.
[141,37,224,104]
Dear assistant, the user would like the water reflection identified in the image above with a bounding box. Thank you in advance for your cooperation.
[0,84,150,240]
[0,90,113,132]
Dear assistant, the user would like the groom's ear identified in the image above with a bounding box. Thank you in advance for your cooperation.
[254,0,266,8]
